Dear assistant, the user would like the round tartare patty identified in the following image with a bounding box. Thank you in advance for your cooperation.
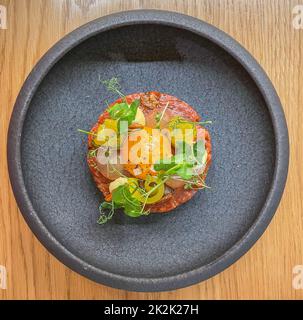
[87,91,212,213]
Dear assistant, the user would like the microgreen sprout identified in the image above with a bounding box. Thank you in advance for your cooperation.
[77,129,97,136]
[101,77,125,98]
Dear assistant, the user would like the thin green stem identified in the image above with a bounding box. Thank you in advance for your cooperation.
[78,129,97,136]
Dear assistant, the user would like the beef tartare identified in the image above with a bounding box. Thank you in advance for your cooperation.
[79,78,212,223]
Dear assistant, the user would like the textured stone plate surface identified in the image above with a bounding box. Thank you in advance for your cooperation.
[7,10,289,291]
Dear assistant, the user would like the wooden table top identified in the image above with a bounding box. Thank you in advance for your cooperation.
[0,0,302,300]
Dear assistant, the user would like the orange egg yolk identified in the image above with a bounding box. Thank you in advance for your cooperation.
[121,127,172,180]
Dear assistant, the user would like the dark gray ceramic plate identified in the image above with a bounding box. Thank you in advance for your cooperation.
[7,10,289,292]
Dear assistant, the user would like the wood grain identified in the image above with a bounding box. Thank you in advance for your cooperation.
[0,0,302,300]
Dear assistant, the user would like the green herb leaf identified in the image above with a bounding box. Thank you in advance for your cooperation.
[125,100,140,125]
[107,99,140,127]
[175,165,193,180]
[108,103,129,119]
[129,99,140,114]
[154,157,194,180]
[153,160,176,172]
[154,141,207,180]
[111,185,144,218]
[111,185,126,205]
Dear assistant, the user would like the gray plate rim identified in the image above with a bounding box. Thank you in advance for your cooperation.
[7,9,289,292]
